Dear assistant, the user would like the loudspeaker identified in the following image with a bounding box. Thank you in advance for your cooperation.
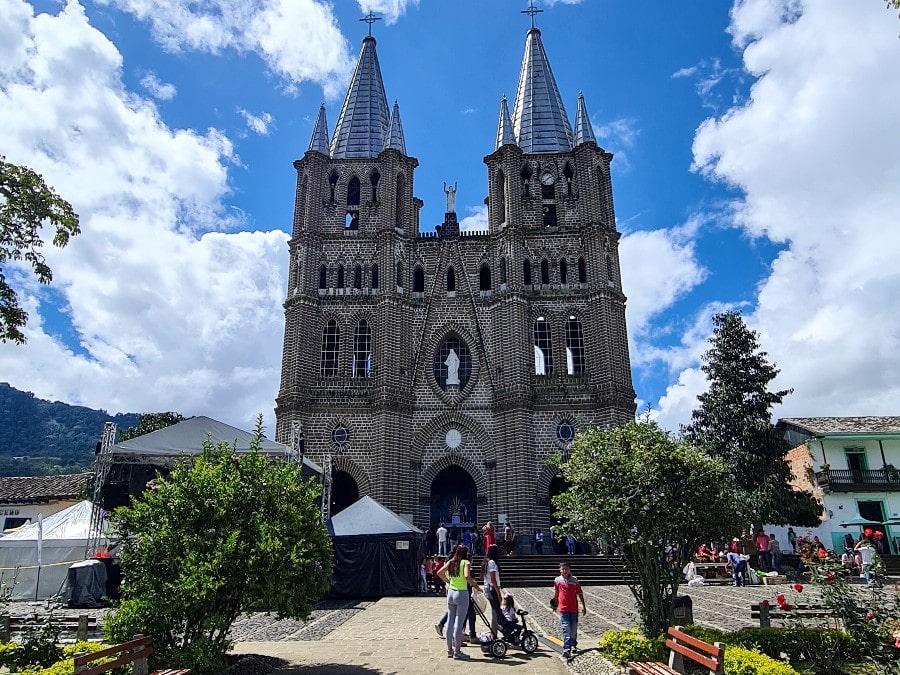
[101,482,130,510]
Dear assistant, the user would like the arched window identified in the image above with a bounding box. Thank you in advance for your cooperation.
[347,176,360,207]
[520,163,532,197]
[395,174,405,227]
[371,263,379,289]
[541,258,550,285]
[370,169,380,202]
[565,316,585,375]
[533,317,553,375]
[298,175,308,222]
[353,320,372,378]
[345,212,358,230]
[354,264,362,289]
[499,257,508,286]
[607,255,615,284]
[523,259,532,286]
[320,320,340,377]
[447,267,456,292]
[578,257,587,284]
[597,166,606,215]
[328,171,338,203]
[396,261,404,288]
[318,265,327,290]
[559,258,568,284]
[336,265,345,288]
[413,266,425,293]
[479,264,491,291]
[563,162,574,197]
[495,169,506,224]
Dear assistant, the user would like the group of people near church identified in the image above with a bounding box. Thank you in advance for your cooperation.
[432,541,587,662]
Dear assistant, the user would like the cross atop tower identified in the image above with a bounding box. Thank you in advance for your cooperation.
[361,11,381,36]
[522,1,543,29]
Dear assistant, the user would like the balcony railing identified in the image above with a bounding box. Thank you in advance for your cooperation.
[815,468,900,492]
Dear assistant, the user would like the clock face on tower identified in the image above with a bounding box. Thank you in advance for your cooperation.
[540,171,555,186]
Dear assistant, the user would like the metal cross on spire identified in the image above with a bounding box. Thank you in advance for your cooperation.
[522,0,543,28]
[361,11,381,36]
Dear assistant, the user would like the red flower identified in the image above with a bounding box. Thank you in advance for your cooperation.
[760,599,770,608]
[866,612,874,620]
[776,594,790,610]
[793,583,804,593]
[824,571,836,581]
[864,528,873,537]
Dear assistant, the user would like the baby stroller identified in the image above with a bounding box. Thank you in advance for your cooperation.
[472,600,539,658]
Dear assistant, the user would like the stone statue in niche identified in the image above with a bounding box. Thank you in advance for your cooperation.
[445,348,460,386]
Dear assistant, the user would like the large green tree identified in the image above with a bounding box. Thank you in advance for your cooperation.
[104,418,332,674]
[0,157,80,344]
[685,311,821,527]
[117,412,187,442]
[553,418,739,637]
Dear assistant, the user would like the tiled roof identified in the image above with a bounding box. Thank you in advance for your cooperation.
[779,417,900,435]
[0,473,91,503]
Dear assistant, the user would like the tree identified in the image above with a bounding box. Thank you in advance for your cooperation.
[117,412,187,442]
[0,157,80,344]
[103,417,332,674]
[552,418,739,637]
[685,311,821,527]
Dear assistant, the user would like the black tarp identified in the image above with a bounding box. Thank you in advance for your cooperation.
[327,496,425,598]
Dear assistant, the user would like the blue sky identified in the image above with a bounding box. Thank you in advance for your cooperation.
[1,0,899,435]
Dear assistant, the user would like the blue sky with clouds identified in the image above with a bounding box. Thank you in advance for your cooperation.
[1,0,899,435]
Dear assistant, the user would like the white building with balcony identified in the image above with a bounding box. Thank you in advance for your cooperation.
[777,416,900,555]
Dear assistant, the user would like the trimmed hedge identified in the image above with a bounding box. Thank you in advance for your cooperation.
[724,646,799,675]
[597,628,666,665]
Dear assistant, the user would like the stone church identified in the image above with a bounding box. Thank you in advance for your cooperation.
[275,16,635,543]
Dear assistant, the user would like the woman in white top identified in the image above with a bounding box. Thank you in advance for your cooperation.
[480,543,503,636]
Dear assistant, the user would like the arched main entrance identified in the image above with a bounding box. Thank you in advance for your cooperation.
[331,470,359,516]
[430,465,477,528]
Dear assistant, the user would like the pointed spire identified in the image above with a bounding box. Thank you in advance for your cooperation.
[495,95,517,150]
[573,92,596,146]
[511,28,574,153]
[384,100,407,154]
[330,36,391,158]
[308,104,330,155]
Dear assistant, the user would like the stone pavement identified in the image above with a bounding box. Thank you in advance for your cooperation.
[229,582,789,674]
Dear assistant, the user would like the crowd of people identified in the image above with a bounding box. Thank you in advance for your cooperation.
[423,519,601,558]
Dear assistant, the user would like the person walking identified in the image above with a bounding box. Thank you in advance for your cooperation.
[787,527,797,554]
[481,543,504,636]
[552,561,586,660]
[503,521,516,556]
[437,524,448,556]
[855,538,876,583]
[437,544,481,660]
[482,521,496,551]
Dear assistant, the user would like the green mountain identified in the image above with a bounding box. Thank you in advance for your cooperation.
[0,383,138,476]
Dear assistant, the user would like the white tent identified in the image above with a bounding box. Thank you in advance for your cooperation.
[0,500,100,601]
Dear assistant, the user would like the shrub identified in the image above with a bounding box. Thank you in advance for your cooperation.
[0,642,18,668]
[598,628,666,665]
[724,646,799,675]
[105,417,332,675]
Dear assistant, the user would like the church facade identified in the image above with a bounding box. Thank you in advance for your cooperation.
[275,20,635,541]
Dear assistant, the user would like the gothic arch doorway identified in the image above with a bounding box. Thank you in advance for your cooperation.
[331,470,359,516]
[430,465,477,529]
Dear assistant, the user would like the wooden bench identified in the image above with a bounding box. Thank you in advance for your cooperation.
[0,614,98,642]
[73,635,190,675]
[626,626,724,675]
[751,603,835,628]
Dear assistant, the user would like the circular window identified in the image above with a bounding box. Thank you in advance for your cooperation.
[445,429,462,449]
[433,335,472,390]
[332,425,349,448]
[556,421,575,445]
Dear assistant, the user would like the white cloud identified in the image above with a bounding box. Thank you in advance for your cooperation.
[458,205,488,233]
[356,0,419,25]
[237,108,274,135]
[0,0,289,432]
[594,117,640,168]
[139,71,176,100]
[652,0,900,429]
[96,0,356,98]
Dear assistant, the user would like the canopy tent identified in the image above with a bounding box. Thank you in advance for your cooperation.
[0,500,102,601]
[327,496,424,598]
[110,416,322,474]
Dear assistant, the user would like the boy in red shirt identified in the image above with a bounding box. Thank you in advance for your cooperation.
[552,562,586,659]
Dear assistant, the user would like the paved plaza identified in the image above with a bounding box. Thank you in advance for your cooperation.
[229,582,786,674]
